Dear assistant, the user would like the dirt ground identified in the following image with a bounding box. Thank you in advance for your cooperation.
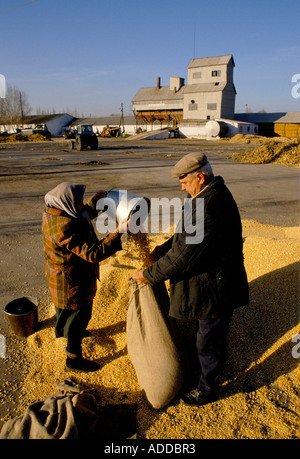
[0,138,299,439]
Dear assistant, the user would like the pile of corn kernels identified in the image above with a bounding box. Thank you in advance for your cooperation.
[2,220,299,439]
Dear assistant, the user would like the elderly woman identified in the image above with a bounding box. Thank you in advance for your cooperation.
[42,182,124,372]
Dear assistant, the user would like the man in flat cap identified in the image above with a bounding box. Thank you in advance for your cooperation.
[133,152,249,406]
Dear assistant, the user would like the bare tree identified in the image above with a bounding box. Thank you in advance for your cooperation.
[35,106,81,117]
[0,84,31,130]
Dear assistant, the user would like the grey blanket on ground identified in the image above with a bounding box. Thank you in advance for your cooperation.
[0,380,98,439]
[126,280,185,410]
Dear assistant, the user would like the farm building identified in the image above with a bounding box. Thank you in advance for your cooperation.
[0,113,74,137]
[184,55,236,120]
[131,54,256,139]
[132,55,237,126]
[234,112,300,137]
[69,115,147,136]
[68,115,177,137]
[179,118,258,139]
[132,76,184,125]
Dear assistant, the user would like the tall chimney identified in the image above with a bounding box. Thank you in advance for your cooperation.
[157,77,161,89]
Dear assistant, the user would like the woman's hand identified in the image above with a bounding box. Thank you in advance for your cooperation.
[115,218,131,235]
[91,190,107,205]
[108,218,131,240]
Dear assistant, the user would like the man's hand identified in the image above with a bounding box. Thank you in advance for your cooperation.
[132,269,149,284]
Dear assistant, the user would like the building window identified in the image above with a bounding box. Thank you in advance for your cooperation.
[207,103,217,110]
[193,72,201,78]
[189,99,197,110]
[212,70,221,77]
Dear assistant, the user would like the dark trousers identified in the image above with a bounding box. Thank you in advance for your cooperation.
[55,303,93,357]
[196,313,232,396]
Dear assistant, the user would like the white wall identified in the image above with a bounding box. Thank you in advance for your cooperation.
[188,64,228,84]
[179,119,258,139]
[179,122,207,139]
[92,122,170,136]
[0,124,18,134]
[219,119,258,137]
[183,91,223,120]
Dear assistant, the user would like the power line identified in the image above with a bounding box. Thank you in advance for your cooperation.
[0,0,38,16]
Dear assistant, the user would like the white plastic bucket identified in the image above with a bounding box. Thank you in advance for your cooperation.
[106,189,150,225]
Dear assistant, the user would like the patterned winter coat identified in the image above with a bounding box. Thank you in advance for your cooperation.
[42,201,122,310]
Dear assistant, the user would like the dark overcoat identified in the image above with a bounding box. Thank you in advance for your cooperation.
[143,176,249,319]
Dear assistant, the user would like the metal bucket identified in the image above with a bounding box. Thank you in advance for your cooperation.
[4,297,38,338]
[106,189,150,226]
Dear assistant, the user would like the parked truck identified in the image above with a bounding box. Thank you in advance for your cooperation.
[20,124,51,138]
[69,124,98,150]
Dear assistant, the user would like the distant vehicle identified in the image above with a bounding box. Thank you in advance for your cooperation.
[20,124,51,138]
[62,127,76,139]
[100,124,120,137]
[70,124,98,151]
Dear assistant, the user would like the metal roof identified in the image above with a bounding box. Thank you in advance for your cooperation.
[132,86,185,103]
[70,115,138,126]
[234,112,300,124]
[132,82,230,103]
[188,55,234,68]
[0,113,74,126]
[22,114,71,124]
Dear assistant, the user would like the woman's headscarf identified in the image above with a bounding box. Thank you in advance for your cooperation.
[44,182,86,218]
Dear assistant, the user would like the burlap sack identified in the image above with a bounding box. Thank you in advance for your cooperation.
[126,279,184,409]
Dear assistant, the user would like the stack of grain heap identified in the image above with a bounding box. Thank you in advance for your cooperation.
[2,219,298,439]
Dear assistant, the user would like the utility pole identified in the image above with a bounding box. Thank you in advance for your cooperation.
[120,103,125,135]
[19,91,24,127]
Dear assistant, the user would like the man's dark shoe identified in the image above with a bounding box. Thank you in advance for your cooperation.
[66,356,100,373]
[180,388,219,406]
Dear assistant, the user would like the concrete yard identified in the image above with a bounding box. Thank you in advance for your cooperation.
[0,137,299,437]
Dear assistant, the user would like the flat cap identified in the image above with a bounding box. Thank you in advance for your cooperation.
[171,152,208,178]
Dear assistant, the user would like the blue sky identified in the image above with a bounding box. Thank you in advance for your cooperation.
[1,0,299,116]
